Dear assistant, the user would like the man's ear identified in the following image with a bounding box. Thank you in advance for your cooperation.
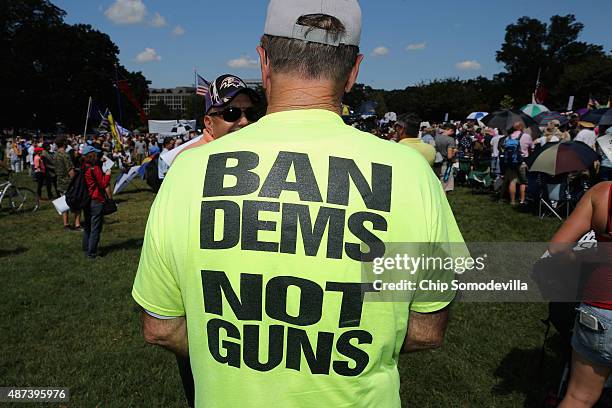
[204,115,214,138]
[257,46,271,94]
[345,54,364,93]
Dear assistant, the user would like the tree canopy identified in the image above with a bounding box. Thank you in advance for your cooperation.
[1,0,150,132]
[344,14,610,121]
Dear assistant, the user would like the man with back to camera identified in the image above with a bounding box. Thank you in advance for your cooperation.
[132,1,464,406]
[164,74,260,407]
[434,123,457,193]
[396,113,436,166]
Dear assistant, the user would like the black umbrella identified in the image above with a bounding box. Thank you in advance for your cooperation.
[580,108,609,124]
[598,109,612,127]
[481,109,538,132]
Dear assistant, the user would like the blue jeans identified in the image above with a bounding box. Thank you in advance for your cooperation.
[572,303,612,366]
[491,157,501,178]
[82,200,104,257]
[599,166,612,182]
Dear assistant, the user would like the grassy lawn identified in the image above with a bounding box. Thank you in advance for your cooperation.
[0,172,570,407]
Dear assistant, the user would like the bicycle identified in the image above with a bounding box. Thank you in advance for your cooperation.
[0,170,39,213]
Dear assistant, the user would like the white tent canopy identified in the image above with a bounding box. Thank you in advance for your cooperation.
[148,120,197,136]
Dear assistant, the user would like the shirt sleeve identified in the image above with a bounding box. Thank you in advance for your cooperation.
[132,193,185,317]
[410,171,464,313]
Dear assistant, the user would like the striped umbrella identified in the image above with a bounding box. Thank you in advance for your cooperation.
[466,111,488,120]
[521,103,549,118]
[529,142,599,175]
[534,111,569,126]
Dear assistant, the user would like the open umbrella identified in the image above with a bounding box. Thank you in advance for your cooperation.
[466,112,488,121]
[521,103,549,118]
[114,165,142,195]
[580,108,609,124]
[534,111,569,126]
[597,109,612,127]
[576,108,590,117]
[481,109,538,132]
[529,142,599,175]
[171,124,192,135]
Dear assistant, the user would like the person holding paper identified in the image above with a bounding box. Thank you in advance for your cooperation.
[54,137,81,231]
[82,145,111,259]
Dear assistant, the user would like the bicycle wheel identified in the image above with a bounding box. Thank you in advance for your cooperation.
[11,187,39,213]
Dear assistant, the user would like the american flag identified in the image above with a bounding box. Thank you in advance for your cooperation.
[196,74,209,96]
[99,108,110,128]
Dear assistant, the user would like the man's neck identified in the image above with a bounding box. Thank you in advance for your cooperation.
[266,74,344,115]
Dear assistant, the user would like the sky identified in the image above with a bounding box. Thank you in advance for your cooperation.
[54,0,612,90]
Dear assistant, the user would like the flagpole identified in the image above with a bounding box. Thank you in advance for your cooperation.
[532,68,541,105]
[194,68,199,131]
[114,63,123,125]
[83,96,92,138]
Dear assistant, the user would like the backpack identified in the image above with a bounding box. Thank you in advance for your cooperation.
[145,155,162,193]
[65,168,91,211]
[503,135,522,169]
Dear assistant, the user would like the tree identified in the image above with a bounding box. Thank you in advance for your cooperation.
[148,101,180,120]
[0,0,150,132]
[343,83,375,112]
[500,95,515,110]
[496,15,604,105]
[554,55,612,110]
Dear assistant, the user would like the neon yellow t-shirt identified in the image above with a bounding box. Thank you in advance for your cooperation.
[399,138,436,166]
[132,109,464,408]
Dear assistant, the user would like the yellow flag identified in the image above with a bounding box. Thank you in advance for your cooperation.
[107,113,123,152]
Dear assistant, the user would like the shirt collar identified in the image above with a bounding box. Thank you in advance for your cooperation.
[256,109,344,125]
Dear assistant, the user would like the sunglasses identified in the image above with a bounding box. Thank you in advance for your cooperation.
[208,107,258,123]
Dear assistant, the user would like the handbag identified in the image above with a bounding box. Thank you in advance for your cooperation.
[89,167,117,216]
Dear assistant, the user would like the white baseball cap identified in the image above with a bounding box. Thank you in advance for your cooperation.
[264,0,362,47]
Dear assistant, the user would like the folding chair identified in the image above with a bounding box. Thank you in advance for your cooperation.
[539,176,570,220]
[457,157,472,186]
[467,159,492,193]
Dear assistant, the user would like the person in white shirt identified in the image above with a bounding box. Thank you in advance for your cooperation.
[489,128,502,179]
[574,121,597,150]
[157,137,175,180]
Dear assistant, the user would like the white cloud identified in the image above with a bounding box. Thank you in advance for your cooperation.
[371,46,390,57]
[104,0,147,24]
[227,56,259,69]
[455,60,482,71]
[136,48,161,63]
[406,42,427,51]
[172,25,185,36]
[150,12,166,28]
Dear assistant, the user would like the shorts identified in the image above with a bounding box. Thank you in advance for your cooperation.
[572,303,612,366]
[505,163,528,185]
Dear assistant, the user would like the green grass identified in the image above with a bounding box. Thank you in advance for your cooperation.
[0,173,569,407]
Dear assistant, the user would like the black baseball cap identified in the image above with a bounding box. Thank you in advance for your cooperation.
[205,74,259,114]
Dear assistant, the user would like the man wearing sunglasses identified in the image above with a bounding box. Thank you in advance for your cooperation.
[166,74,260,168]
[134,1,463,407]
[204,74,260,138]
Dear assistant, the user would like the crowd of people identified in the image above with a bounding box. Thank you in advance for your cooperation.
[2,1,612,405]
[347,112,611,210]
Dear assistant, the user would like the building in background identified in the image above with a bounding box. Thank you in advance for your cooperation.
[144,87,193,115]
[144,80,262,116]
